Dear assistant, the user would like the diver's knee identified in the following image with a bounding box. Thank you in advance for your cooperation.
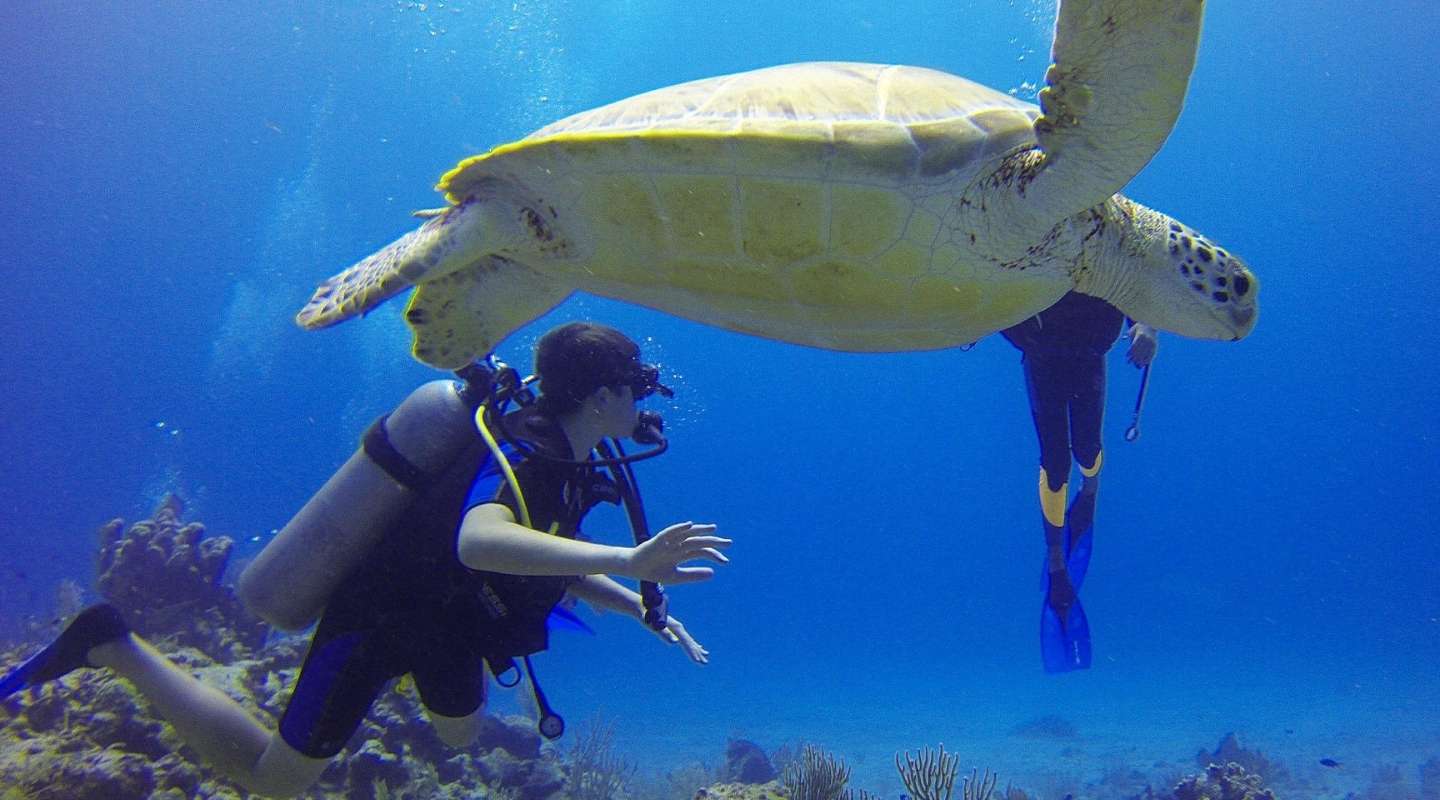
[429,709,482,747]
[1076,450,1103,492]
[249,736,330,798]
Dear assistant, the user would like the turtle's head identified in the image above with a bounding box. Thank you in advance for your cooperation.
[1152,218,1258,340]
[1082,200,1258,341]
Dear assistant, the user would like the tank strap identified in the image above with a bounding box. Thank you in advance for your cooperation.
[362,414,431,491]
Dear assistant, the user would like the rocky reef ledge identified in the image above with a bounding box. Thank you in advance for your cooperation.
[1,497,568,800]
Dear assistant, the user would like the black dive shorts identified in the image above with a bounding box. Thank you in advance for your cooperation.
[277,613,488,759]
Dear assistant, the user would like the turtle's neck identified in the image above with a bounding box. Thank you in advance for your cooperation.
[1074,196,1156,315]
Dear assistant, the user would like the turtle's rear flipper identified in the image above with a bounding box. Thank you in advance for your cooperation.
[296,199,495,330]
[405,256,572,369]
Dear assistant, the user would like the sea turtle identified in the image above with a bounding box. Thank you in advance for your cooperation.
[297,0,1256,369]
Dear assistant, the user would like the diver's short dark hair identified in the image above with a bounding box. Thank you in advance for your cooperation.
[535,322,641,416]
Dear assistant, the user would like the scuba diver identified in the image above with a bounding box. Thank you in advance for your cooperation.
[0,321,730,798]
[1000,291,1158,673]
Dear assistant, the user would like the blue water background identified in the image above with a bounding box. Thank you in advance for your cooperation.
[2,0,1437,793]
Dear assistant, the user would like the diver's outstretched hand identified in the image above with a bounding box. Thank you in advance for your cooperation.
[649,614,710,664]
[626,521,730,585]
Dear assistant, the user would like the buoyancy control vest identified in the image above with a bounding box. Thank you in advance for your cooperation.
[239,368,670,634]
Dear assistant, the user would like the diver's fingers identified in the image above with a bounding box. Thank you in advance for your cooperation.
[681,546,729,564]
[652,524,721,555]
[667,566,716,584]
[679,522,718,535]
[658,521,717,538]
[673,626,709,664]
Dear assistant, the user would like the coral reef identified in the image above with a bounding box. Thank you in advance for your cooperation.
[1194,733,1288,788]
[782,743,852,800]
[1171,762,1277,800]
[561,718,635,800]
[334,683,566,800]
[96,495,267,662]
[723,737,778,784]
[772,743,1008,800]
[11,496,1424,800]
[896,744,960,800]
[694,782,787,800]
[1421,757,1440,800]
[960,769,1001,800]
[0,635,567,800]
[0,640,279,800]
[1,497,576,800]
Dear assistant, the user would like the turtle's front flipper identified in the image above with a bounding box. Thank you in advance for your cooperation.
[404,256,571,369]
[1027,0,1205,220]
[296,198,497,330]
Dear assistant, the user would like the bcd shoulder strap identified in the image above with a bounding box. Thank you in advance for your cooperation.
[362,413,431,492]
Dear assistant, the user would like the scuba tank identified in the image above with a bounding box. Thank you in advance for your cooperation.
[238,379,478,630]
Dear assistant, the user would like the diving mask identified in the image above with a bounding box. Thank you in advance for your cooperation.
[627,362,673,401]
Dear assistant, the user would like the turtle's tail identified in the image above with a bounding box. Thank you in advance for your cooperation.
[296,200,488,330]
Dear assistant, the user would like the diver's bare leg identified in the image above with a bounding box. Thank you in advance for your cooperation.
[89,636,329,798]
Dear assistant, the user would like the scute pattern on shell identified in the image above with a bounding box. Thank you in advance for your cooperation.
[529,62,1037,135]
[438,62,1041,204]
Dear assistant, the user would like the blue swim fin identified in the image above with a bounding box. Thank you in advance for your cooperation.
[1064,491,1096,591]
[0,659,35,700]
[546,605,596,636]
[0,604,129,700]
[1040,574,1092,674]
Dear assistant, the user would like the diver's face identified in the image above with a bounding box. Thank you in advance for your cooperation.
[598,384,639,437]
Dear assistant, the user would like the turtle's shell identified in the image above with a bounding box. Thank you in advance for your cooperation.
[437,62,1062,351]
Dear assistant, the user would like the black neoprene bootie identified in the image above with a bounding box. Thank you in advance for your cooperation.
[0,603,130,699]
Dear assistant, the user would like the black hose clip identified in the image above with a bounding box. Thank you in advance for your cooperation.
[524,655,565,739]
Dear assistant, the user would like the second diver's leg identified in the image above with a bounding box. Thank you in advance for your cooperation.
[1065,355,1108,589]
[1021,355,1073,572]
[90,635,331,798]
[1023,355,1091,672]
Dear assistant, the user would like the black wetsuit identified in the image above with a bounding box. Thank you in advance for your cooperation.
[1000,291,1126,493]
[278,410,613,758]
